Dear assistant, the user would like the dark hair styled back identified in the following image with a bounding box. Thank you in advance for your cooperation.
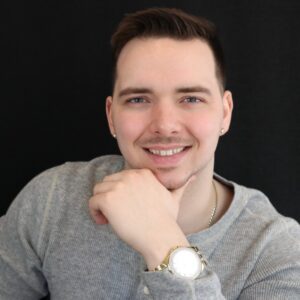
[111,7,226,90]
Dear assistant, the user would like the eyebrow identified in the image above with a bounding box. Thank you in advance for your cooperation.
[118,88,152,97]
[175,86,212,96]
[118,85,212,97]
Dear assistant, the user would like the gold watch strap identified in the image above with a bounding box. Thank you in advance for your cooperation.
[154,246,207,272]
[154,246,181,271]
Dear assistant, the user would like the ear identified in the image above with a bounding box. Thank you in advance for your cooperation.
[105,96,115,136]
[221,90,233,134]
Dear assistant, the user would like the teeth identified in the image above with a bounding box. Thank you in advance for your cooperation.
[148,147,185,156]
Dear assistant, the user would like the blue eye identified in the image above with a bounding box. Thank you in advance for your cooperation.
[184,96,201,103]
[127,97,146,103]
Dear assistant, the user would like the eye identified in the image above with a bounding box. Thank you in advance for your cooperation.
[126,97,147,104]
[182,96,203,103]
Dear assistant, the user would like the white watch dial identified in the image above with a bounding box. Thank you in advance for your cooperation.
[169,247,202,279]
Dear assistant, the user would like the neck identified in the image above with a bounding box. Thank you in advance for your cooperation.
[177,162,216,235]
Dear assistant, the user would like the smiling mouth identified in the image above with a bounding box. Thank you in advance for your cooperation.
[145,146,190,156]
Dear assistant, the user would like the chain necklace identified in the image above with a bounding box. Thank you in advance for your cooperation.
[208,180,218,227]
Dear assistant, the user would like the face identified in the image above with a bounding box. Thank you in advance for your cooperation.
[106,37,233,190]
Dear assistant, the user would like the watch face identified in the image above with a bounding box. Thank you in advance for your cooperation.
[169,247,202,279]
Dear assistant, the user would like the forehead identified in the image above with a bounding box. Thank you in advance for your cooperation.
[114,37,218,93]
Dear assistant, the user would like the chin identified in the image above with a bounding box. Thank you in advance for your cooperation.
[165,183,183,191]
[155,173,191,191]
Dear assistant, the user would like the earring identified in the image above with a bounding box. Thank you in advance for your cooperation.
[220,128,225,135]
[112,133,117,138]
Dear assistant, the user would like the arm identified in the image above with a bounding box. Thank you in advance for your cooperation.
[141,267,225,299]
[89,169,227,299]
[0,170,57,299]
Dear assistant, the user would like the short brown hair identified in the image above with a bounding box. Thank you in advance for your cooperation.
[111,7,226,90]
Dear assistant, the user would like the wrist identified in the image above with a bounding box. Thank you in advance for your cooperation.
[142,227,189,271]
[154,246,207,279]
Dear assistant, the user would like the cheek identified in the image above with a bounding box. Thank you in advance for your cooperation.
[188,113,221,140]
[113,112,145,142]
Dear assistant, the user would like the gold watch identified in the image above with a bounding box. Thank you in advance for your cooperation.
[154,246,207,279]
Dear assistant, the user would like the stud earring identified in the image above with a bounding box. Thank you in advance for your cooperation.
[112,133,117,138]
[220,128,225,135]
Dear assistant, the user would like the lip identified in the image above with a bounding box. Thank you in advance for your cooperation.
[143,145,191,167]
[145,144,187,150]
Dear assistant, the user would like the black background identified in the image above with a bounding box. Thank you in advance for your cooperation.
[1,0,299,221]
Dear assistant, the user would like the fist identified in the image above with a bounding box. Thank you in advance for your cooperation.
[88,169,191,262]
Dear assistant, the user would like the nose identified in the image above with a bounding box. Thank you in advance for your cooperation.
[149,102,181,135]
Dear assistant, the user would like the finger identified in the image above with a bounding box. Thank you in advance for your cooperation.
[91,209,109,225]
[93,181,119,195]
[89,196,109,225]
[102,169,133,182]
[171,175,196,202]
[103,168,149,182]
[102,174,121,182]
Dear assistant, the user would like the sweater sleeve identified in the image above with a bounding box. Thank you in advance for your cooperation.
[141,266,226,299]
[141,218,300,299]
[0,168,59,299]
[239,217,300,299]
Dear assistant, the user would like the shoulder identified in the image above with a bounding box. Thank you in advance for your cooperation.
[231,182,300,291]
[224,175,300,256]
[27,154,124,188]
[214,174,300,289]
[1,155,125,257]
[216,173,297,226]
[215,174,300,251]
[5,154,125,225]
[235,181,299,237]
[21,154,125,209]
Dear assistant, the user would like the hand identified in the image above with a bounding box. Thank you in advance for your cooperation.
[89,169,193,269]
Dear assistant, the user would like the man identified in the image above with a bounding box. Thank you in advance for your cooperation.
[0,7,299,299]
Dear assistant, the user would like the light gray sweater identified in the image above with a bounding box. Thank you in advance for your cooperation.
[0,155,299,299]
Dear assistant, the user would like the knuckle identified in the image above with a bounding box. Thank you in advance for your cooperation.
[124,170,138,181]
[139,169,153,179]
[102,175,112,182]
[113,181,125,191]
[88,195,99,210]
[93,184,100,195]
[137,168,151,176]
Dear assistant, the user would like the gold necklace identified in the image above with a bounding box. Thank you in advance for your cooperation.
[208,180,218,227]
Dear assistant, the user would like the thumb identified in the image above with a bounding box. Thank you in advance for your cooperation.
[89,196,109,225]
[91,210,109,225]
[171,175,196,202]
